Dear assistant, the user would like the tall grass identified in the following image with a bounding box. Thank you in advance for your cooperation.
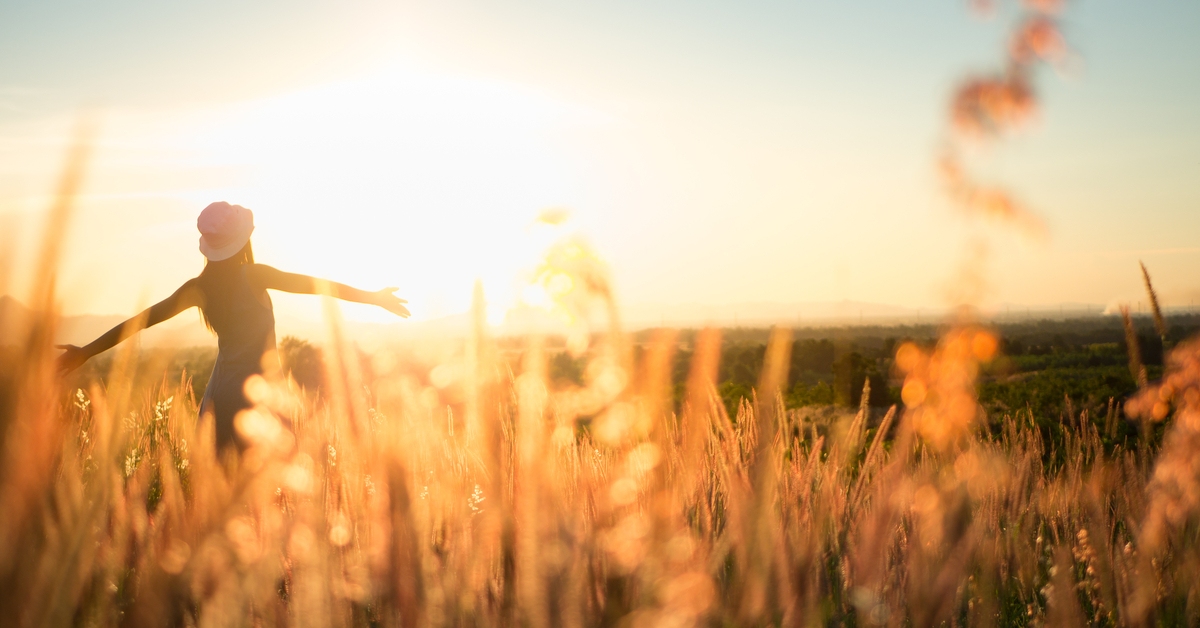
[6,5,1200,623]
[5,223,1200,627]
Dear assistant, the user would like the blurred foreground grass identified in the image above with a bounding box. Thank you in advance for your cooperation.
[6,6,1200,618]
[4,286,1200,627]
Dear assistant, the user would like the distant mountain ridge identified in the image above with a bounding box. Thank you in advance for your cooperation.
[619,299,934,327]
[1,294,212,347]
[0,294,456,348]
[2,294,1128,350]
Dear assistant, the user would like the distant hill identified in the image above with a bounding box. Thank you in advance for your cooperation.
[619,299,934,328]
[1,295,215,348]
[0,295,470,349]
[3,293,1138,351]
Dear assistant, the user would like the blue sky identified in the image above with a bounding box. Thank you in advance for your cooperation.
[1,1,1197,322]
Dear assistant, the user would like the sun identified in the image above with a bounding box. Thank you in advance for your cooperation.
[93,63,609,325]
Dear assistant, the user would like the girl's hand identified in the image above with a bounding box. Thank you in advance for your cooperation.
[372,287,411,318]
[55,344,89,374]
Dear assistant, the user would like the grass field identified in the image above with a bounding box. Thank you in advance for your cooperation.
[4,276,1200,626]
[6,3,1198,625]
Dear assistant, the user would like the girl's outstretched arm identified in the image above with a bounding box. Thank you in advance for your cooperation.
[57,279,203,373]
[245,264,410,318]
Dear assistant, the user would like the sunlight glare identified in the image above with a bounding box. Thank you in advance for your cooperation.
[168,63,607,324]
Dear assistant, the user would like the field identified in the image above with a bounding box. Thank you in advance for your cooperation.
[4,275,1200,627]
[4,3,1198,626]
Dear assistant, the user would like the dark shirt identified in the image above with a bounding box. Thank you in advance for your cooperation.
[196,264,277,450]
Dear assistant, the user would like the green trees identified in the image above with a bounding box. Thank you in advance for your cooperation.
[832,351,890,407]
[279,335,324,392]
[712,338,893,413]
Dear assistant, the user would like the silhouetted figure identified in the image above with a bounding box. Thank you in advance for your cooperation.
[57,201,409,452]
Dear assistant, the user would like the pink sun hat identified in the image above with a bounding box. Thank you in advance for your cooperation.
[197,201,255,261]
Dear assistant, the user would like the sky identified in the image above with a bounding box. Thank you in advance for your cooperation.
[1,0,1198,326]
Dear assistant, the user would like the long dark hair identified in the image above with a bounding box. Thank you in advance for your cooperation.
[198,240,254,332]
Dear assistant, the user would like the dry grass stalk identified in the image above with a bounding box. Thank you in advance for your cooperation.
[1139,260,1168,346]
[1121,305,1149,389]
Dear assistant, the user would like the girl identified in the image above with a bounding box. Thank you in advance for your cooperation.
[57,201,409,451]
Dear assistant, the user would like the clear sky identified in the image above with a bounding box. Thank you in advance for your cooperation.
[1,0,1197,325]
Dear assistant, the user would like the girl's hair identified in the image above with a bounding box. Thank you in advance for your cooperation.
[197,240,254,332]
